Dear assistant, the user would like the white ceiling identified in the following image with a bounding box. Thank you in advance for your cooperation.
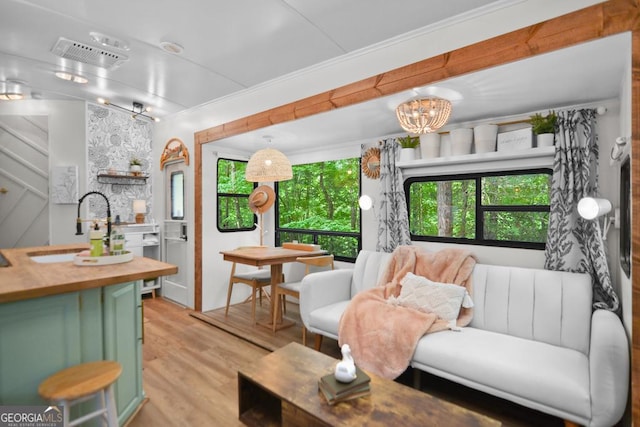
[0,0,499,117]
[0,1,629,155]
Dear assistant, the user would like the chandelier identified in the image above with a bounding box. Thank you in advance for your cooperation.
[245,148,292,182]
[395,97,452,134]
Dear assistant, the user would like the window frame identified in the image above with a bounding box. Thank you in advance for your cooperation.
[405,168,552,250]
[216,157,257,233]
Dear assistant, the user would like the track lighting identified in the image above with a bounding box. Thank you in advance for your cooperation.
[97,98,160,122]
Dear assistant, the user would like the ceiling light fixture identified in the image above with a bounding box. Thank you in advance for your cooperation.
[245,137,292,182]
[97,98,160,122]
[0,92,24,101]
[55,71,88,84]
[159,41,184,55]
[0,80,25,101]
[90,31,130,51]
[396,97,452,134]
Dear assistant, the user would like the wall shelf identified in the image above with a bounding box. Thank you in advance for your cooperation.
[398,146,555,178]
[97,169,148,185]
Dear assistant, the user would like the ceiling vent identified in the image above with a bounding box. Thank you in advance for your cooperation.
[51,37,128,69]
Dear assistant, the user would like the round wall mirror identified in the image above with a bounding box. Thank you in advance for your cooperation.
[362,147,380,179]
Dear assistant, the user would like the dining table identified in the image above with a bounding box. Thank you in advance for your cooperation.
[220,245,326,330]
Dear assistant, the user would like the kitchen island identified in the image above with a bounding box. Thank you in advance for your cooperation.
[0,243,178,425]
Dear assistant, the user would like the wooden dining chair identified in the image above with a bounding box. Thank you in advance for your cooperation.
[272,254,335,344]
[224,246,278,325]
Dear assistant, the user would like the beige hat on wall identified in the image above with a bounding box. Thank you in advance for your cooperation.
[248,185,275,214]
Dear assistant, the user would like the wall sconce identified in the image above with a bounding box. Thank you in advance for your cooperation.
[133,200,147,224]
[359,195,374,211]
[577,197,619,240]
[610,136,628,162]
[359,195,378,220]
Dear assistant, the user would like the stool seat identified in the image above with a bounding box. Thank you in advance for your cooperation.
[39,360,122,427]
[39,360,122,401]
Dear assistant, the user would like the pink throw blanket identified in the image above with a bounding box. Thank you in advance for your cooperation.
[338,246,476,379]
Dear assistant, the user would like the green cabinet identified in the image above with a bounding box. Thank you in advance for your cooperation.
[0,292,83,405]
[103,281,143,424]
[0,281,143,426]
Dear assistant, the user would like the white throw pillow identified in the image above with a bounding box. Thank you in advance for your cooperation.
[397,272,473,321]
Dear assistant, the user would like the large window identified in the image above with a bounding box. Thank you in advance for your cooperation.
[217,158,256,232]
[275,158,361,261]
[406,169,551,249]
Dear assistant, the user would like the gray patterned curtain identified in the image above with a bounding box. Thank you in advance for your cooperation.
[376,138,412,252]
[544,109,619,313]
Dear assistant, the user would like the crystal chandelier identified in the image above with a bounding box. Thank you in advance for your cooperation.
[395,97,452,134]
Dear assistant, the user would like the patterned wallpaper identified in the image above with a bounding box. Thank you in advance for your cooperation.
[86,103,153,223]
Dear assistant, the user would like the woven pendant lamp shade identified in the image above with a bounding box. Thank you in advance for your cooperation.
[245,148,293,182]
[396,97,452,134]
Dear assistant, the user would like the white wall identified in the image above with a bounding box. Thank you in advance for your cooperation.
[0,100,87,245]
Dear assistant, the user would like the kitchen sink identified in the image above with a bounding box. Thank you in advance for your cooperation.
[30,253,78,263]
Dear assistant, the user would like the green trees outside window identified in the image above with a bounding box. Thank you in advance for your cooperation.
[406,169,551,249]
[276,158,361,261]
[217,158,256,231]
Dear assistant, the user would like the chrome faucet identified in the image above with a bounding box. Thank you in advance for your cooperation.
[76,191,112,241]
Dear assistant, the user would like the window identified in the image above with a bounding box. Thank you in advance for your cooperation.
[275,158,361,261]
[170,171,184,220]
[620,157,630,277]
[406,169,551,249]
[217,158,256,232]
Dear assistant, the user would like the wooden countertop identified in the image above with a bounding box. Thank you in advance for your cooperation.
[0,243,178,303]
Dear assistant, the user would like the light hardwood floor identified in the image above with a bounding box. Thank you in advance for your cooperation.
[130,296,563,426]
[130,297,267,426]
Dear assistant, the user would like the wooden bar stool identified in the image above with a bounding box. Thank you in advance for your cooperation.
[38,360,122,427]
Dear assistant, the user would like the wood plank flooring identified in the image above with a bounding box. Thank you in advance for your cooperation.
[130,296,564,427]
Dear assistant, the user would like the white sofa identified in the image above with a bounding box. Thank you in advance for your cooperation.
[300,250,629,427]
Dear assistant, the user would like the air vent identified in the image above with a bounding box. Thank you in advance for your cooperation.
[51,37,128,69]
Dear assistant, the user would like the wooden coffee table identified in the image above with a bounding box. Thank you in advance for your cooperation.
[238,342,501,426]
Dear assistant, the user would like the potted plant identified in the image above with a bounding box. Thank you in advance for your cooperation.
[530,111,557,147]
[129,158,142,176]
[397,135,420,161]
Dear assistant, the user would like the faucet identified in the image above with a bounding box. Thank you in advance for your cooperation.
[76,191,112,241]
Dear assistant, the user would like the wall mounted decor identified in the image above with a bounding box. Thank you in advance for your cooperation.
[51,165,78,204]
[362,147,380,179]
[160,138,190,170]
